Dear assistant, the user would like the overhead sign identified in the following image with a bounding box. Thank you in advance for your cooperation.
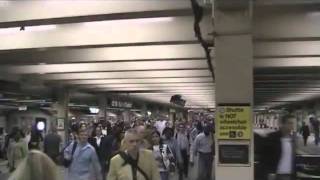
[110,100,132,108]
[18,106,27,111]
[216,105,252,140]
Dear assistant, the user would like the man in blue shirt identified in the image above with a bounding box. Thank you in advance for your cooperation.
[64,127,102,180]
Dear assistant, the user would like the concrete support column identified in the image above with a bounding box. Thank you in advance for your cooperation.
[141,104,147,118]
[123,109,130,122]
[98,94,107,123]
[169,108,176,128]
[214,1,254,179]
[188,110,194,122]
[54,87,69,145]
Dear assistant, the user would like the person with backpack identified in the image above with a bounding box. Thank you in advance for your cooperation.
[107,128,160,180]
[63,127,102,180]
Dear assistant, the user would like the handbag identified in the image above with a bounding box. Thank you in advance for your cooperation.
[160,144,176,173]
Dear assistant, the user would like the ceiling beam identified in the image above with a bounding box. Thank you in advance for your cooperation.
[0,44,205,65]
[0,60,208,74]
[0,1,191,26]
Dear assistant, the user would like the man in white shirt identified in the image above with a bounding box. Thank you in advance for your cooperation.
[192,125,214,180]
[262,114,295,180]
[175,123,190,180]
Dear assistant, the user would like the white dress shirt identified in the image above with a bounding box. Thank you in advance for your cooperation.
[277,137,293,174]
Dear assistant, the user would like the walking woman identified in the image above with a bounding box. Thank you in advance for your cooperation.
[151,131,175,180]
[301,121,310,146]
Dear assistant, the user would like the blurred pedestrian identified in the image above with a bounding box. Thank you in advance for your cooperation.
[88,125,106,179]
[162,128,183,174]
[261,114,296,180]
[310,117,320,145]
[175,123,190,180]
[8,150,60,180]
[192,125,214,180]
[64,127,102,180]
[28,125,43,150]
[8,128,28,172]
[300,121,310,146]
[107,128,160,180]
[44,127,62,163]
[151,131,175,180]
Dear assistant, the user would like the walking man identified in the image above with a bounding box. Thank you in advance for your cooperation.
[44,127,62,163]
[192,125,214,180]
[107,128,160,180]
[262,114,296,180]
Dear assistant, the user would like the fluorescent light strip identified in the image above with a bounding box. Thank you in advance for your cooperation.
[26,25,57,32]
[83,17,174,26]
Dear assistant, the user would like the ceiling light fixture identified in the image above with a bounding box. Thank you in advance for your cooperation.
[83,17,174,26]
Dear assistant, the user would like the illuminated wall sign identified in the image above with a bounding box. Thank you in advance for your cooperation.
[18,106,27,111]
[216,104,252,140]
[111,100,133,108]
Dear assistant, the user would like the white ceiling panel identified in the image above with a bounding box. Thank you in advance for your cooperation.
[41,70,211,80]
[254,9,320,39]
[255,41,320,57]
[1,60,207,74]
[78,82,214,88]
[127,92,214,96]
[89,86,215,91]
[255,57,320,68]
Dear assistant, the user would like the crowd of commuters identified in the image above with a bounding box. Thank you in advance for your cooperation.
[3,118,215,180]
[4,113,317,180]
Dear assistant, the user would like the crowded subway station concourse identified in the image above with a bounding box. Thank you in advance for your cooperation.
[0,0,320,180]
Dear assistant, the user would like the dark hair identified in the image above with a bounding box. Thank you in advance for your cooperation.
[162,127,174,138]
[11,127,25,139]
[151,130,163,146]
[196,121,203,132]
[280,114,295,124]
[71,123,79,133]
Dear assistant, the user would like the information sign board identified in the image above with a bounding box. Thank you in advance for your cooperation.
[216,105,252,140]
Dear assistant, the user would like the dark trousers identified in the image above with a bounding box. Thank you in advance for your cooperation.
[315,131,319,145]
[303,136,308,146]
[198,152,213,180]
[101,161,107,180]
[276,174,294,180]
[178,149,189,180]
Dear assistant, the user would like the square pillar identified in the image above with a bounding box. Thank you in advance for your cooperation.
[98,94,107,122]
[53,87,69,145]
[214,1,254,180]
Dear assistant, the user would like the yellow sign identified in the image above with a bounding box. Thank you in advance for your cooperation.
[216,106,252,140]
